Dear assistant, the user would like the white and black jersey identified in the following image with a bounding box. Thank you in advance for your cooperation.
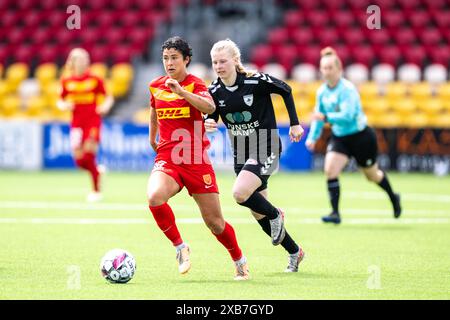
[207,72,299,167]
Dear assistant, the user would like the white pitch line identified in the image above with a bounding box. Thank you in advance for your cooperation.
[0,201,145,211]
[346,191,450,203]
[0,201,449,216]
[0,217,448,225]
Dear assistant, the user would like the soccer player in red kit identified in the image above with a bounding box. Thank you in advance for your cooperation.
[57,48,114,202]
[147,36,249,280]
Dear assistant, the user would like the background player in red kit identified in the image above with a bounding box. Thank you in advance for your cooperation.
[57,48,114,202]
[147,36,249,280]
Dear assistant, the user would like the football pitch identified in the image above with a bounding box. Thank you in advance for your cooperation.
[0,170,449,300]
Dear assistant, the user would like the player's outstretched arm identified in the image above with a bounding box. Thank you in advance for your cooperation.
[165,78,216,114]
[149,107,159,152]
[96,95,114,115]
[56,99,74,111]
[181,90,216,114]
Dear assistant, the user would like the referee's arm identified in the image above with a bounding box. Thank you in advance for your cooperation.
[306,95,325,144]
[324,90,358,125]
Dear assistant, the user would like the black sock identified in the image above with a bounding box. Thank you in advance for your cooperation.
[378,172,396,202]
[327,178,340,215]
[239,192,278,219]
[257,217,299,254]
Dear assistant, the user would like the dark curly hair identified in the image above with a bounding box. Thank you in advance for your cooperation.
[161,36,193,67]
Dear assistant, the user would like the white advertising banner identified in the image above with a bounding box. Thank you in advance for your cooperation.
[0,120,43,170]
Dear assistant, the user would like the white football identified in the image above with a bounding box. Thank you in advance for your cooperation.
[100,249,136,283]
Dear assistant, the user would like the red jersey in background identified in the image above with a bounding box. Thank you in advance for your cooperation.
[61,72,106,146]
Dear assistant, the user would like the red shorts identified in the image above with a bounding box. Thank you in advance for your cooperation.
[152,154,219,196]
[70,122,101,149]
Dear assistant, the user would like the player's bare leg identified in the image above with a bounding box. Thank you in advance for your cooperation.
[147,171,180,207]
[362,163,401,218]
[232,170,262,203]
[82,139,102,202]
[71,137,101,202]
[192,193,225,234]
[322,151,349,224]
[193,193,249,280]
[233,170,285,245]
[147,171,190,274]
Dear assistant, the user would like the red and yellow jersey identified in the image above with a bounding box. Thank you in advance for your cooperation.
[149,74,213,159]
[60,72,106,125]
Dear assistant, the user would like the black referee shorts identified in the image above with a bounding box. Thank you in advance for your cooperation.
[327,126,378,168]
[234,152,280,192]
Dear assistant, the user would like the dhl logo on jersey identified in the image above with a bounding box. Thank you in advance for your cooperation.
[66,92,96,104]
[157,107,191,119]
[65,78,99,92]
[150,82,195,102]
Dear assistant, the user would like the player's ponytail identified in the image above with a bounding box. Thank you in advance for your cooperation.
[320,46,342,69]
[211,39,257,77]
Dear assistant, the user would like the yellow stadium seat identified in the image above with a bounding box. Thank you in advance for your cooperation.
[272,94,295,124]
[286,80,301,96]
[89,63,108,79]
[385,82,408,100]
[42,80,61,98]
[362,97,391,115]
[358,81,380,99]
[295,98,314,115]
[391,98,417,116]
[111,63,133,83]
[298,81,321,98]
[0,80,8,98]
[366,112,386,127]
[25,96,47,117]
[0,95,21,117]
[108,63,134,98]
[443,99,450,113]
[403,111,431,128]
[5,63,30,92]
[410,82,432,101]
[272,94,285,111]
[428,113,450,128]
[133,108,150,124]
[437,82,450,100]
[35,63,58,86]
[373,110,405,128]
[109,80,129,98]
[416,97,444,115]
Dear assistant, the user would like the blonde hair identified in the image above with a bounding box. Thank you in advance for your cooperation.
[320,46,342,69]
[211,39,256,77]
[65,48,90,75]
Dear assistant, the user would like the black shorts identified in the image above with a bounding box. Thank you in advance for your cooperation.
[327,127,378,168]
[234,152,280,192]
